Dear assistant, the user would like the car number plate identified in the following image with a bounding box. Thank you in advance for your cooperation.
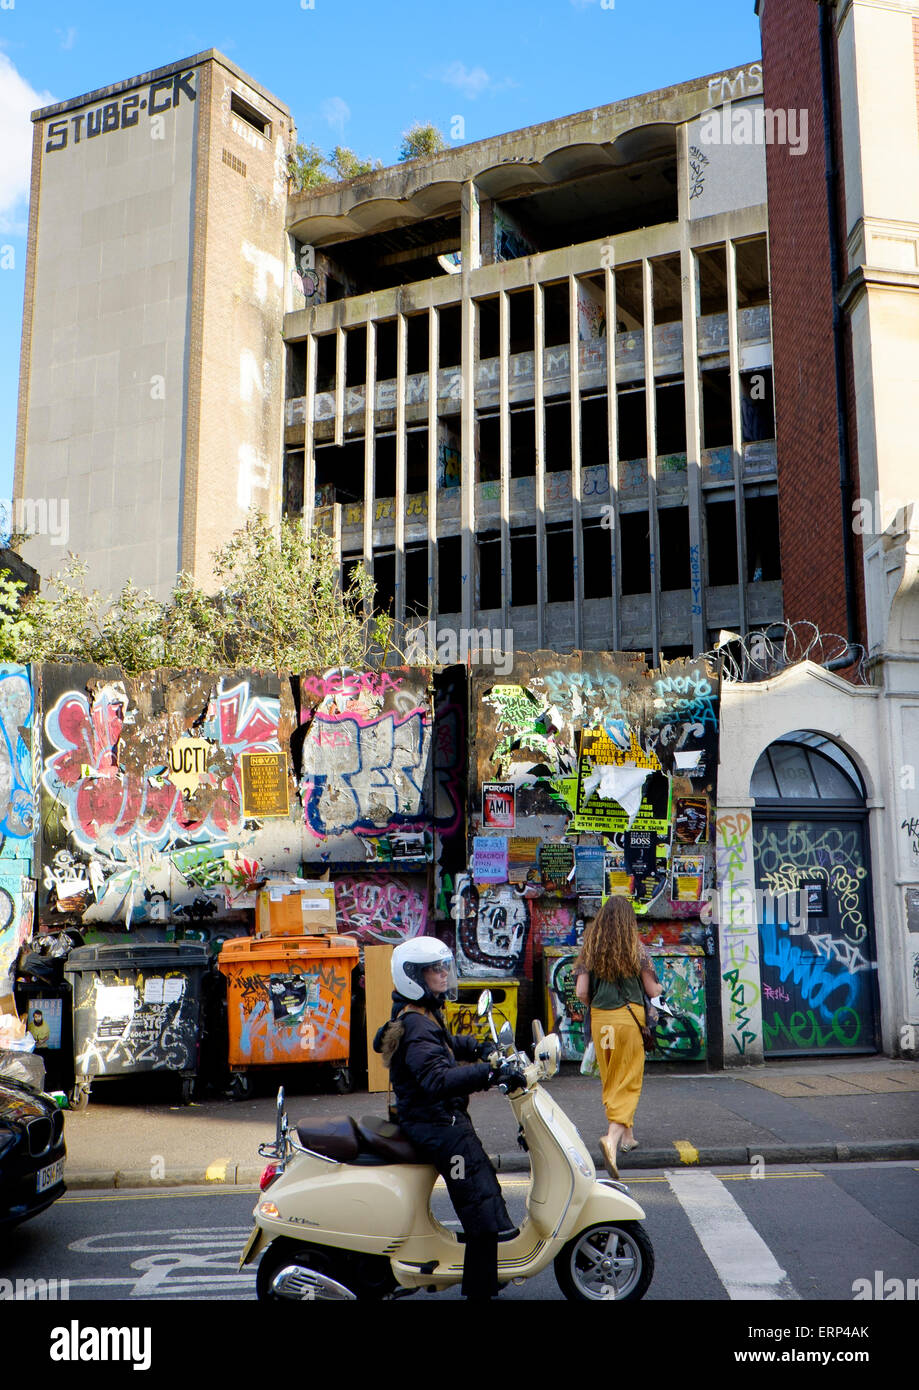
[37,1158,64,1193]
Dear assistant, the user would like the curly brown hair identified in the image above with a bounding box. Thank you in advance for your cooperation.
[577,897,641,982]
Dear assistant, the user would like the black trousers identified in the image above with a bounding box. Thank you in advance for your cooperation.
[400,1112,513,1299]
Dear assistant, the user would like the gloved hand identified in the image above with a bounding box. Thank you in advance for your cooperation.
[476,1039,499,1064]
[490,1060,528,1094]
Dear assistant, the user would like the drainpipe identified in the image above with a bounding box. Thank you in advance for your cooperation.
[818,0,861,649]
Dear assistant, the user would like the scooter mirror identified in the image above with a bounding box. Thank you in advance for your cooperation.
[532,1020,546,1044]
[476,989,493,1018]
[497,1020,515,1050]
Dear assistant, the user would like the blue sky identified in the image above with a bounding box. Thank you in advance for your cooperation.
[0,0,762,501]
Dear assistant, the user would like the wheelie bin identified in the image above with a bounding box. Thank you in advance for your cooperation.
[217,934,359,1099]
[63,942,209,1109]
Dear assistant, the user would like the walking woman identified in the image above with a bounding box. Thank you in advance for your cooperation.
[574,897,660,1179]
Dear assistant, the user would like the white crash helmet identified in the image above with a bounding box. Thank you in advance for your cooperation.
[391,937,459,1001]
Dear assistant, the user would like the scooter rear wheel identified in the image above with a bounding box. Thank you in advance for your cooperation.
[554,1221,654,1302]
[255,1237,396,1302]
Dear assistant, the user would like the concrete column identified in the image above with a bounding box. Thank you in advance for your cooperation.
[499,288,511,632]
[569,273,584,650]
[362,320,376,613]
[334,325,346,448]
[395,312,407,637]
[727,237,748,636]
[605,263,622,649]
[643,258,661,661]
[427,305,439,622]
[534,283,548,649]
[303,333,317,535]
[678,124,707,654]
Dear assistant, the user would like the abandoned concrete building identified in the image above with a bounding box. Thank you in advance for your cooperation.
[17,52,780,658]
[285,61,778,660]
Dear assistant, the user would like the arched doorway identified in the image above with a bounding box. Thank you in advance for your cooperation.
[751,731,880,1056]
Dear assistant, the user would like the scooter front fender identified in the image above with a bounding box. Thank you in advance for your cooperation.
[576,1179,646,1228]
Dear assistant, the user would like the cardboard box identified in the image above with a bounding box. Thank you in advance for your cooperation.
[257,881,337,937]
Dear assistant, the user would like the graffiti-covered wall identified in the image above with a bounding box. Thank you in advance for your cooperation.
[34,663,437,953]
[459,651,719,1060]
[0,665,36,976]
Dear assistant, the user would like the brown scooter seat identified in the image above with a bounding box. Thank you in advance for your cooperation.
[294,1115,425,1166]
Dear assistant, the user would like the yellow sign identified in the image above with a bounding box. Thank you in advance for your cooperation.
[167,738,212,797]
[241,752,291,818]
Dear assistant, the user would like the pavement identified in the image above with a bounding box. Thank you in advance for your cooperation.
[56,1052,919,1189]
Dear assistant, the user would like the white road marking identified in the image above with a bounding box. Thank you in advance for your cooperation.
[666,1169,800,1300]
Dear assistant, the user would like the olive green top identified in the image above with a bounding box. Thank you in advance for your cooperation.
[589,971,643,1011]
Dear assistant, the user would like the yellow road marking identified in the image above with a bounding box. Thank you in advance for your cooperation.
[674,1140,699,1164]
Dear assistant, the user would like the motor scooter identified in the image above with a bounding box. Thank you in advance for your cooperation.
[239,989,654,1301]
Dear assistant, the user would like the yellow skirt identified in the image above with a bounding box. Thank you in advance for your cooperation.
[590,1005,646,1125]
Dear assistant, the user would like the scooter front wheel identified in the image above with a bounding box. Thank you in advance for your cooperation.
[554,1221,654,1302]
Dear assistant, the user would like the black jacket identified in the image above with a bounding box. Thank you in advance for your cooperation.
[373,991,492,1126]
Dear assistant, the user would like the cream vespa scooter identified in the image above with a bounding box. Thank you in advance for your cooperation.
[240,990,654,1302]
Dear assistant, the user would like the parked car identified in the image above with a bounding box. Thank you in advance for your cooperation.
[0,1074,66,1231]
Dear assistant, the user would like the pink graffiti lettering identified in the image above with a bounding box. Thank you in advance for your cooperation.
[334,875,427,944]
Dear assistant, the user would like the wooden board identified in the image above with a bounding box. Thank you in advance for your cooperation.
[364,944,394,1093]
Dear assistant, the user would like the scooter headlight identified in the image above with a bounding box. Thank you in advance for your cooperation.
[567,1146,593,1179]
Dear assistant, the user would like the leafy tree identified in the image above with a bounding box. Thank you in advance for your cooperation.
[0,571,35,662]
[329,146,381,181]
[399,123,447,162]
[288,142,330,192]
[13,517,398,675]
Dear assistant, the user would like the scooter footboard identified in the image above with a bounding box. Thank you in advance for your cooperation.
[575,1180,646,1229]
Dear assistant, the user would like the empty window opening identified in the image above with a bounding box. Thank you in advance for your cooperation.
[620,511,651,594]
[346,327,367,389]
[583,519,612,599]
[438,535,463,612]
[406,313,430,377]
[407,428,429,494]
[705,500,739,585]
[478,298,499,362]
[477,531,502,610]
[510,528,537,606]
[614,264,644,334]
[231,92,271,137]
[546,524,573,603]
[543,282,570,349]
[741,369,775,442]
[701,369,733,449]
[658,506,690,590]
[735,236,770,308]
[696,246,728,316]
[342,551,364,598]
[745,495,781,581]
[510,290,535,355]
[287,343,306,399]
[316,334,337,393]
[439,304,462,371]
[315,439,365,505]
[497,160,678,255]
[545,399,572,472]
[376,320,397,383]
[373,550,396,617]
[651,254,682,326]
[617,387,647,461]
[405,543,430,618]
[580,394,609,469]
[477,415,500,483]
[511,409,536,478]
[283,451,304,517]
[655,381,686,455]
[375,434,396,499]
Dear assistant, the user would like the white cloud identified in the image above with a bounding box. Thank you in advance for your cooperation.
[320,96,350,134]
[437,61,520,101]
[56,27,78,51]
[0,53,54,236]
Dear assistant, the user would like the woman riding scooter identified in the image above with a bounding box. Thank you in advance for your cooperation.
[373,937,525,1301]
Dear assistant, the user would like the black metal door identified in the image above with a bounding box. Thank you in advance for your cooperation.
[752,814,880,1056]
